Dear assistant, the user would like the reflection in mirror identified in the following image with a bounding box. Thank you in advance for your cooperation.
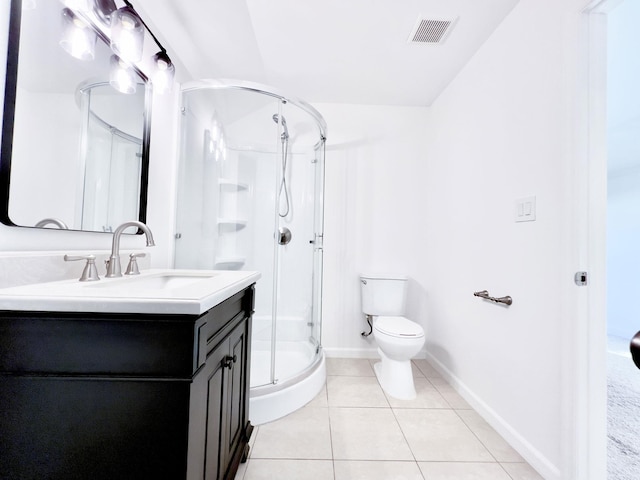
[0,0,150,232]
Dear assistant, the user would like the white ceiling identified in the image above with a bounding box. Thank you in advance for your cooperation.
[136,0,520,106]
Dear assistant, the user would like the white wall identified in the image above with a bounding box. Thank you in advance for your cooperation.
[421,0,587,478]
[315,103,430,357]
[10,88,80,227]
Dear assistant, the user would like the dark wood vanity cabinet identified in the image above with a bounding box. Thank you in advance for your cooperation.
[0,285,255,480]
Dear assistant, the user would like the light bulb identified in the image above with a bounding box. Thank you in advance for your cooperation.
[151,51,175,94]
[109,55,137,94]
[59,8,96,61]
[110,6,144,62]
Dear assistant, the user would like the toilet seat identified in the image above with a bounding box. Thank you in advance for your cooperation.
[374,316,424,338]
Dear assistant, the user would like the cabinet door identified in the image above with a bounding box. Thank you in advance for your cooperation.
[204,342,229,480]
[223,319,248,472]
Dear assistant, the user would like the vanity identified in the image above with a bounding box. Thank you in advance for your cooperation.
[0,269,260,480]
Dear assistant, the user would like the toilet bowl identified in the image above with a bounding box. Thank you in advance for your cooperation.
[360,274,425,400]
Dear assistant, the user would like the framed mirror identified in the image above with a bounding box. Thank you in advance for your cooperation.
[0,0,150,232]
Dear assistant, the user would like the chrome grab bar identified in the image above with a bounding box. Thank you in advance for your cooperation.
[473,290,512,306]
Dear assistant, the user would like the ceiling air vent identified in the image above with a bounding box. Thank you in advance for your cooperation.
[408,16,458,44]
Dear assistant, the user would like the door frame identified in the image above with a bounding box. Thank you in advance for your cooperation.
[573,1,621,478]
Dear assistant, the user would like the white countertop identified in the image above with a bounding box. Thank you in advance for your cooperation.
[0,269,261,315]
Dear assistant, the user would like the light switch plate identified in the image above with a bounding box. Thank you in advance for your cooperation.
[515,196,536,222]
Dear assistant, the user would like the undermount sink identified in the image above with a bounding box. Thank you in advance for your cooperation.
[0,269,260,315]
[86,272,218,291]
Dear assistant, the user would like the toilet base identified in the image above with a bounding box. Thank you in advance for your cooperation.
[373,349,417,400]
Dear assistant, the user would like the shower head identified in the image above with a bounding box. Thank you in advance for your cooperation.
[272,113,289,140]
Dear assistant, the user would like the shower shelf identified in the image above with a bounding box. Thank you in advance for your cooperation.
[219,179,248,192]
[214,257,246,270]
[217,219,247,232]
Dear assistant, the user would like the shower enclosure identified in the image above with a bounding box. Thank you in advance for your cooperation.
[175,80,327,424]
[77,81,144,232]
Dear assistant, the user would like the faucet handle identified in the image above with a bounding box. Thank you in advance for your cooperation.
[125,253,146,276]
[64,254,101,282]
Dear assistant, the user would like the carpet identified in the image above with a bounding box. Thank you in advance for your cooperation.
[608,335,640,479]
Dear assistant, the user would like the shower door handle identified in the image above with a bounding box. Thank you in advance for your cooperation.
[309,233,323,250]
[631,331,640,370]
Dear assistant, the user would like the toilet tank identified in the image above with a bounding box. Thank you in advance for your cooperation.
[360,274,408,316]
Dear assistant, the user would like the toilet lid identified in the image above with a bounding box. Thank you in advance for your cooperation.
[375,316,424,338]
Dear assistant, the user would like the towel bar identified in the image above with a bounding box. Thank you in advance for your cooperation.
[473,290,512,306]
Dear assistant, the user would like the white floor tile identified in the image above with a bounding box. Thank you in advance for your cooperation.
[327,375,389,407]
[249,426,258,448]
[412,361,426,378]
[306,385,328,407]
[385,378,449,409]
[244,358,542,480]
[428,377,473,409]
[456,410,524,462]
[395,409,494,462]
[250,406,332,459]
[243,459,334,480]
[412,359,442,379]
[418,461,512,479]
[234,459,248,479]
[500,462,545,480]
[330,407,414,461]
[334,460,425,480]
[327,357,376,376]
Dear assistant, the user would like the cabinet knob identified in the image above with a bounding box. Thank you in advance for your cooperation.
[223,355,237,369]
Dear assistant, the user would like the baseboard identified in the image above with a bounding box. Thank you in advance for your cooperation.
[425,352,562,480]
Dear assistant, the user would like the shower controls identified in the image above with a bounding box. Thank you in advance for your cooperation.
[278,227,292,245]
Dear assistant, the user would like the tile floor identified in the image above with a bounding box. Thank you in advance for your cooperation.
[235,358,544,480]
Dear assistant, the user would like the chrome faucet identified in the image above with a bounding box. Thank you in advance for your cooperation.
[105,221,155,277]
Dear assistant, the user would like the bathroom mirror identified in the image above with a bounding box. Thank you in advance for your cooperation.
[0,0,150,232]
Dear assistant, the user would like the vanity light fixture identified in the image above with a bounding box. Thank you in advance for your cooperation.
[92,0,117,26]
[59,0,175,94]
[59,8,97,61]
[109,54,137,94]
[110,5,144,62]
[60,0,90,12]
[151,50,175,94]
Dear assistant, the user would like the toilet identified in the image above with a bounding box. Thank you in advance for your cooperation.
[360,274,425,400]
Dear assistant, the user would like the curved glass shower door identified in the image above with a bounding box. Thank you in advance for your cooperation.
[269,100,325,387]
[175,81,326,395]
